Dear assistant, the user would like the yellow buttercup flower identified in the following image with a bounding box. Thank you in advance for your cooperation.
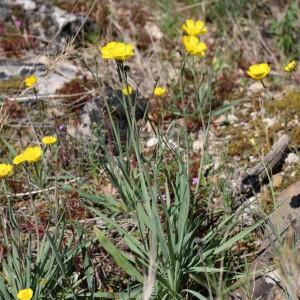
[17,288,33,300]
[13,153,26,165]
[42,135,57,145]
[22,146,42,163]
[24,75,37,88]
[154,86,166,97]
[284,60,297,72]
[0,163,13,178]
[13,146,42,164]
[247,63,270,80]
[122,85,133,96]
[249,138,256,146]
[100,41,134,61]
[182,19,207,36]
[182,36,207,57]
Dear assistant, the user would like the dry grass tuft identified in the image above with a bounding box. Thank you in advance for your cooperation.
[0,103,9,134]
[44,40,77,75]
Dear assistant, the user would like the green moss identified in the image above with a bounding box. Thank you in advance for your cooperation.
[291,127,300,148]
[266,90,300,117]
[227,128,252,156]
[265,90,300,148]
[228,139,251,156]
[0,77,22,92]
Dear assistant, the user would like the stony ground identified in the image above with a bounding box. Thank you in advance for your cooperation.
[1,0,300,299]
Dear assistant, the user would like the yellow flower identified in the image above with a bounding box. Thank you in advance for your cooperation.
[13,153,26,165]
[13,146,42,164]
[17,288,33,300]
[284,59,297,72]
[181,19,207,36]
[247,63,270,80]
[154,86,166,97]
[24,75,37,88]
[42,135,57,145]
[100,41,134,61]
[249,138,256,146]
[182,36,207,57]
[0,163,13,178]
[122,85,133,96]
[22,146,42,163]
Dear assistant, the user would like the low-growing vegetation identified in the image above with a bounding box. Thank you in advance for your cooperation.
[0,0,299,299]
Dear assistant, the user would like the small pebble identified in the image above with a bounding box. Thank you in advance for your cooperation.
[285,153,299,164]
[272,174,283,188]
[146,137,158,148]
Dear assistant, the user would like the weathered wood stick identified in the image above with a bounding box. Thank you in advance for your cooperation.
[233,134,290,200]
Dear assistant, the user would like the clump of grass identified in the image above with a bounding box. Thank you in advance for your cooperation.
[271,0,300,57]
[265,90,300,117]
[1,2,299,299]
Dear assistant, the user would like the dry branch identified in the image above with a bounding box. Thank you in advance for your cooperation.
[233,134,290,201]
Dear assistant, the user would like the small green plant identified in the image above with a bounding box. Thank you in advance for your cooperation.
[207,0,249,27]
[75,45,265,299]
[154,0,181,39]
[272,0,299,57]
[2,4,292,299]
[0,213,91,299]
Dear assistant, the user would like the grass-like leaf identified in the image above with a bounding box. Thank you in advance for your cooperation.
[94,227,144,283]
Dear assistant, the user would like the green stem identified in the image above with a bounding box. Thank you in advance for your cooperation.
[260,79,273,100]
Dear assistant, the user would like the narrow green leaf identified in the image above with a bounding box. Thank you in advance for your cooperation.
[183,289,209,300]
[94,227,143,283]
[61,184,121,212]
[213,220,263,255]
[1,138,17,156]
[211,99,243,116]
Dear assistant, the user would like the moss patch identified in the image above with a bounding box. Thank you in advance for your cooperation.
[0,76,23,92]
[266,90,300,118]
[291,127,300,148]
[227,128,252,157]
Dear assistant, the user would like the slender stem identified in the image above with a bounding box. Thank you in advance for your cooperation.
[260,80,272,148]
[260,79,273,100]
[116,61,123,83]
[34,88,45,135]
[24,167,40,249]
[179,55,190,173]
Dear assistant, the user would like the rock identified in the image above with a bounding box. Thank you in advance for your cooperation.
[228,114,238,123]
[285,153,299,164]
[257,182,300,297]
[73,100,100,138]
[272,174,283,188]
[249,82,264,93]
[15,0,36,10]
[214,114,226,124]
[192,139,202,152]
[0,58,78,94]
[70,87,147,141]
[146,137,158,148]
[263,117,277,128]
[269,181,300,239]
[1,0,98,52]
[215,114,237,125]
[0,59,46,81]
[232,181,300,299]
[193,131,205,152]
[37,62,78,94]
